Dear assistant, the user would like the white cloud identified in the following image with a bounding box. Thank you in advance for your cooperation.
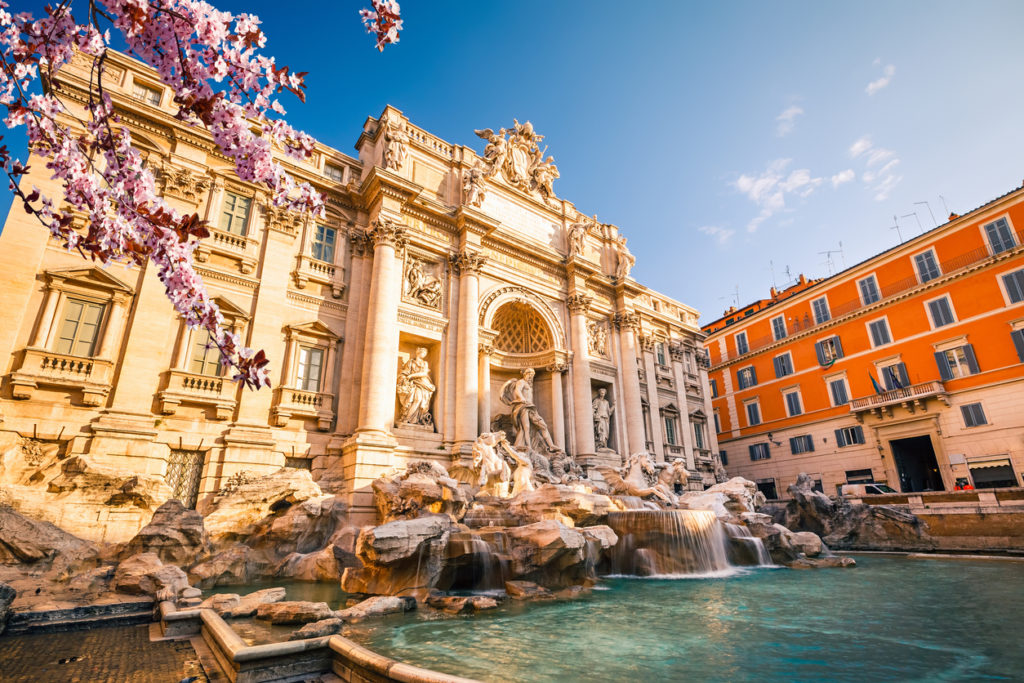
[866,63,895,95]
[698,225,736,245]
[847,135,902,200]
[734,158,823,232]
[775,105,804,137]
[831,169,855,188]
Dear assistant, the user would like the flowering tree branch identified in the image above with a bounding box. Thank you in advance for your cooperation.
[0,0,401,389]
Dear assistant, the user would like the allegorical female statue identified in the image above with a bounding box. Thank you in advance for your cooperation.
[396,347,435,426]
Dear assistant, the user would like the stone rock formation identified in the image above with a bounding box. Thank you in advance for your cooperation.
[336,595,417,621]
[372,461,470,523]
[508,484,627,527]
[255,600,334,625]
[341,515,452,595]
[112,552,191,597]
[678,477,765,520]
[0,504,98,575]
[0,581,15,635]
[121,499,209,566]
[201,468,323,543]
[289,617,345,640]
[504,580,554,600]
[220,587,287,619]
[187,544,269,589]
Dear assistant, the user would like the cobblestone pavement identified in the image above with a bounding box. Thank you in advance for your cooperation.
[0,624,209,682]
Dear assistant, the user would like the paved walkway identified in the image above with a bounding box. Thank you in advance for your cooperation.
[0,623,209,682]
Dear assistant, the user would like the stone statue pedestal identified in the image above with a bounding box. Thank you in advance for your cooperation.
[341,430,399,524]
[579,448,621,471]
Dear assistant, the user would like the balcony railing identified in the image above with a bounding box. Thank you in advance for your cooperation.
[849,380,947,413]
[293,255,345,298]
[158,369,237,419]
[272,387,334,431]
[10,349,114,406]
[713,229,1024,365]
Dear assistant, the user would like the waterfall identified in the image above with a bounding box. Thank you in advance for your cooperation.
[605,510,732,577]
[723,523,774,567]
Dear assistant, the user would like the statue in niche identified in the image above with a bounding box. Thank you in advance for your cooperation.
[614,235,635,280]
[396,347,435,426]
[592,387,614,450]
[404,257,442,308]
[587,319,607,357]
[382,119,409,171]
[463,163,487,208]
[567,216,591,258]
[500,368,560,454]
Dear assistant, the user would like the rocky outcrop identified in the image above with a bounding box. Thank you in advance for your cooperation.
[223,587,287,618]
[340,515,452,595]
[289,617,344,640]
[201,469,322,543]
[112,552,190,597]
[764,473,936,551]
[335,595,416,621]
[255,601,334,625]
[122,500,209,566]
[0,504,98,575]
[0,582,15,635]
[508,485,626,527]
[199,593,241,614]
[425,594,500,614]
[372,461,470,523]
[503,520,591,589]
[187,544,271,588]
[678,477,764,520]
[504,580,554,601]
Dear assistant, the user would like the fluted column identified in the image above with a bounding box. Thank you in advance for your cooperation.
[356,218,406,434]
[567,294,596,457]
[452,249,486,446]
[546,362,567,450]
[478,342,492,435]
[614,312,647,455]
[338,231,369,434]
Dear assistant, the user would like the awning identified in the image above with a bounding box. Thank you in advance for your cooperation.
[967,457,1013,470]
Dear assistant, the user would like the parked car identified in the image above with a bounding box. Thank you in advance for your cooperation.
[840,483,898,496]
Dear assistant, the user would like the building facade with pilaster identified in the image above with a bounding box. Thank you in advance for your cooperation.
[0,51,716,527]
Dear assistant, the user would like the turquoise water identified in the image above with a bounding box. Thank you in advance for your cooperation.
[347,555,1024,682]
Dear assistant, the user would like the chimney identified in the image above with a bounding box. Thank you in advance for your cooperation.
[798,273,807,285]
[949,212,959,220]
[770,286,778,298]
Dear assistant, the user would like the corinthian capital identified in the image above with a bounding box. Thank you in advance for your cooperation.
[368,217,406,250]
[566,293,593,314]
[612,311,641,331]
[449,249,487,275]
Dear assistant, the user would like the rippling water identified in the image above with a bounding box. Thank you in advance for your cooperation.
[346,555,1024,682]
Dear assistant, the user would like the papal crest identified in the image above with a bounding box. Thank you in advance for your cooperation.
[474,119,559,205]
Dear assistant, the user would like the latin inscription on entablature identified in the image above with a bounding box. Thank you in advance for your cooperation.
[397,306,448,335]
[589,359,619,378]
[404,216,454,245]
[483,248,559,286]
[480,191,558,246]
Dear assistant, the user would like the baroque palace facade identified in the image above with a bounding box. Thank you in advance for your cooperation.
[704,183,1024,499]
[0,52,717,523]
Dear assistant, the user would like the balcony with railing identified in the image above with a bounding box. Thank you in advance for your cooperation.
[10,349,115,406]
[194,227,259,275]
[849,380,948,419]
[293,255,345,299]
[158,370,238,420]
[712,228,1024,365]
[271,387,335,431]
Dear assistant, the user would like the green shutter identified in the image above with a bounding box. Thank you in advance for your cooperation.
[835,428,846,448]
[1012,330,1024,363]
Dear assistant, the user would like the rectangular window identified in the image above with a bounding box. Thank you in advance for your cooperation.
[709,378,718,398]
[748,443,770,461]
[745,401,761,426]
[693,422,706,450]
[811,297,831,324]
[56,298,105,357]
[784,390,803,417]
[960,402,987,428]
[296,346,324,392]
[846,469,875,484]
[755,478,778,499]
[829,378,849,406]
[914,251,941,283]
[324,163,345,182]
[737,366,758,389]
[868,318,892,347]
[735,332,749,355]
[1002,269,1024,304]
[713,412,721,434]
[984,217,1016,254]
[132,82,161,106]
[719,451,728,466]
[927,297,955,328]
[311,224,337,263]
[773,353,793,378]
[663,414,678,445]
[835,425,865,447]
[858,275,881,305]
[881,363,910,390]
[219,192,252,235]
[191,329,223,376]
[815,336,844,365]
[656,342,667,366]
[1012,329,1024,363]
[771,315,787,341]
[789,435,814,454]
[935,345,979,380]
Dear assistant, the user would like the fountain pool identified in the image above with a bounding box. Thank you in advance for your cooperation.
[346,555,1024,682]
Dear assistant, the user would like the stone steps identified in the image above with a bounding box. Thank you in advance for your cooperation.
[6,599,154,635]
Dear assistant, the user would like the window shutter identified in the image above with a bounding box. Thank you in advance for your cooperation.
[833,336,844,359]
[895,362,910,387]
[853,426,865,444]
[773,356,783,378]
[815,341,826,365]
[934,351,953,381]
[749,366,757,385]
[834,428,846,447]
[962,344,980,374]
[1012,330,1024,363]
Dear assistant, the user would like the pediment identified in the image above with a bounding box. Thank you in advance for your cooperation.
[212,295,250,320]
[286,319,341,341]
[46,267,135,293]
[689,407,707,420]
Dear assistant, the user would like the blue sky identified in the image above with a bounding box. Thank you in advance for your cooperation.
[6,1,1024,322]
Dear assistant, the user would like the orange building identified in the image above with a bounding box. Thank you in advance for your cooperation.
[703,183,1024,499]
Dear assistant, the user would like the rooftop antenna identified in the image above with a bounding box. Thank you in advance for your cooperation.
[914,201,937,228]
[890,214,903,244]
[901,211,924,236]
[783,265,795,287]
[818,248,839,276]
[838,241,846,268]
[769,260,777,290]
[938,195,950,217]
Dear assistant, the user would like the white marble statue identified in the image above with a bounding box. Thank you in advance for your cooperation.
[500,368,559,453]
[404,257,442,308]
[463,163,487,208]
[614,235,635,280]
[472,431,512,497]
[502,435,537,496]
[473,127,508,176]
[396,347,435,426]
[567,217,589,258]
[592,387,614,450]
[383,119,409,171]
[596,452,675,505]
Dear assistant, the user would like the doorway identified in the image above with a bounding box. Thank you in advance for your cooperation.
[889,436,944,492]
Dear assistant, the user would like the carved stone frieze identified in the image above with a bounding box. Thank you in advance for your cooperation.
[155,164,209,203]
[403,255,443,309]
[587,319,608,357]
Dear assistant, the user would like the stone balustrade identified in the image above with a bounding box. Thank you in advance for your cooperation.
[10,348,114,406]
[158,369,238,420]
[271,387,335,431]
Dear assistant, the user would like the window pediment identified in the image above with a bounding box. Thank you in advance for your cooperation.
[284,320,341,343]
[46,267,134,295]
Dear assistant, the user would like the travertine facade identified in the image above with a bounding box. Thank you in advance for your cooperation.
[0,52,716,525]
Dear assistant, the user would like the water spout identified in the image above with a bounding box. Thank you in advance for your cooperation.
[723,523,774,567]
[606,510,732,577]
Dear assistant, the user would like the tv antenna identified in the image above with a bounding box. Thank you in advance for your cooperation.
[818,244,844,277]
[914,201,937,228]
[769,260,777,290]
[938,195,950,217]
[901,211,924,236]
[889,214,903,244]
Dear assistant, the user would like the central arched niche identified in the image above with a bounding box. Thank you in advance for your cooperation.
[492,301,553,354]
